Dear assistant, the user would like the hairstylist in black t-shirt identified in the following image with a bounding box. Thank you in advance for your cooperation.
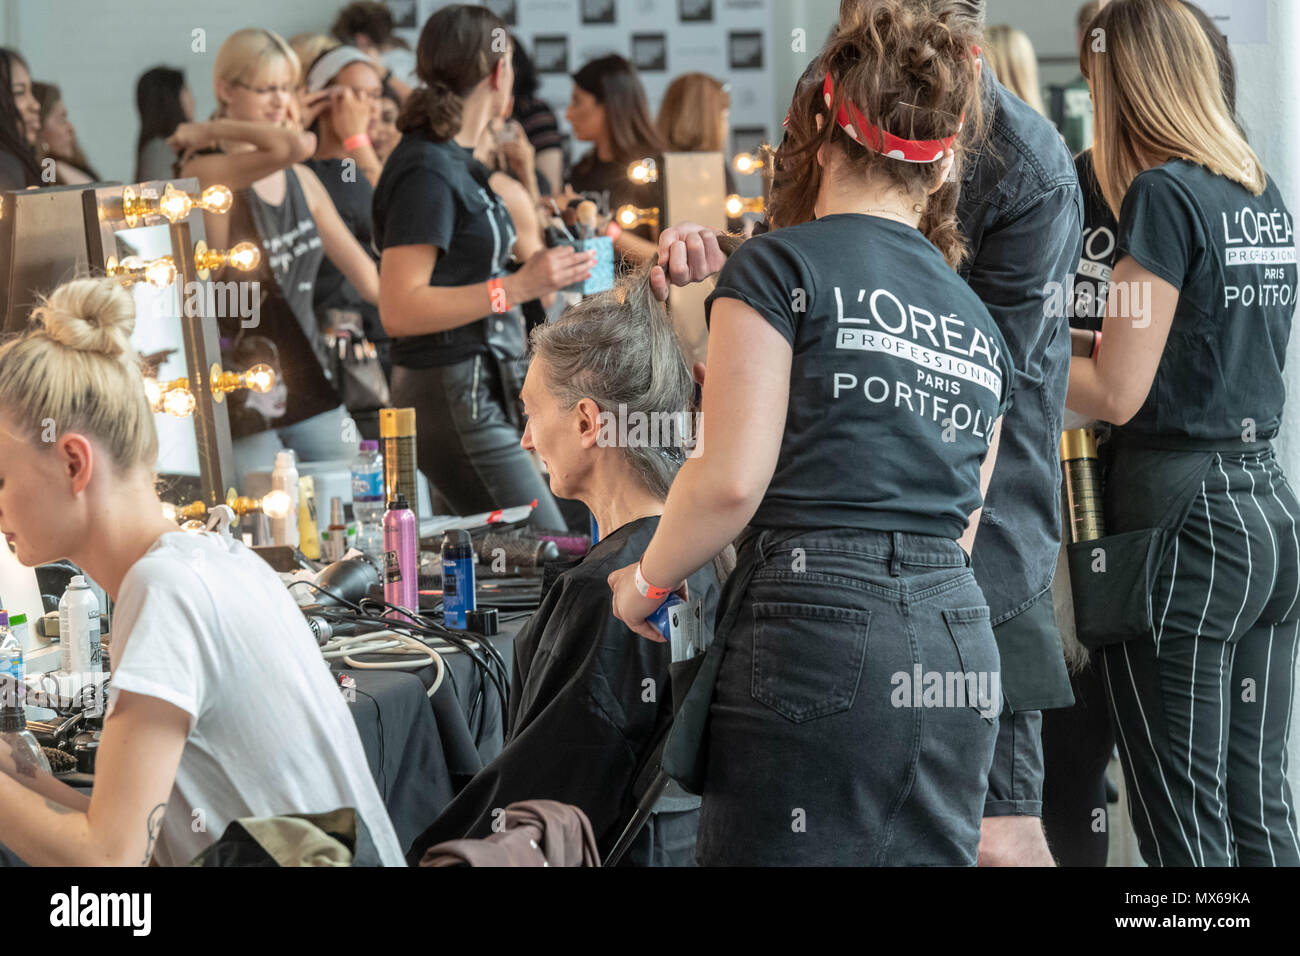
[373,4,592,531]
[566,55,667,269]
[1066,0,1299,868]
[610,4,1011,865]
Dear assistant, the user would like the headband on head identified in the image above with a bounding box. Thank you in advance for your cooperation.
[822,71,965,163]
[306,45,378,93]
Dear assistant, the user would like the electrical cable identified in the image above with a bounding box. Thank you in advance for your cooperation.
[319,630,446,696]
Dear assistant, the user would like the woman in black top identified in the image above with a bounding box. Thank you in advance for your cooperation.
[610,2,1010,865]
[177,28,380,485]
[566,55,667,267]
[134,67,195,183]
[374,5,593,531]
[1066,0,1299,867]
[0,48,41,190]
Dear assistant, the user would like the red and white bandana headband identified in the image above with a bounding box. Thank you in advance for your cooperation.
[822,71,965,163]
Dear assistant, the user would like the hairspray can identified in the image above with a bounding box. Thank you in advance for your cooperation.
[379,408,419,511]
[270,450,300,549]
[441,530,476,629]
[382,494,418,623]
[1060,428,1106,543]
[59,575,101,682]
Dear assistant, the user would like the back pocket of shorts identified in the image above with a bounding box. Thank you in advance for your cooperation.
[751,601,871,722]
[941,605,1001,722]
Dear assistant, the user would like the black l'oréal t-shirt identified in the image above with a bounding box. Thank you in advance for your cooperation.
[1071,149,1117,332]
[705,214,1014,538]
[372,133,523,368]
[1116,159,1297,441]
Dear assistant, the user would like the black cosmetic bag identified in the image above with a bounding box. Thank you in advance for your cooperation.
[1066,527,1167,650]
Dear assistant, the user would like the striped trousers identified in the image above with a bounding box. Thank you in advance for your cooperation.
[1101,449,1300,866]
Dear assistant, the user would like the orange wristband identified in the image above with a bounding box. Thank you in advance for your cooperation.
[1090,330,1102,360]
[488,277,508,314]
[634,560,672,601]
[343,132,372,151]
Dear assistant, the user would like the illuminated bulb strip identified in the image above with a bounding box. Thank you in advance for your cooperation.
[106,255,177,289]
[118,182,234,228]
[627,158,658,184]
[733,150,770,175]
[194,239,261,280]
[725,194,765,217]
[615,204,660,230]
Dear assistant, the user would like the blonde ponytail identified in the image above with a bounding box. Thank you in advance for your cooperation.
[0,278,158,471]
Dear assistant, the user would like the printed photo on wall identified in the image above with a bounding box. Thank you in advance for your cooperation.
[728,31,764,70]
[678,0,715,22]
[582,0,617,25]
[385,0,417,29]
[484,0,518,26]
[631,33,668,72]
[533,35,570,74]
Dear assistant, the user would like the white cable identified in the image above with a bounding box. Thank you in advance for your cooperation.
[321,630,445,696]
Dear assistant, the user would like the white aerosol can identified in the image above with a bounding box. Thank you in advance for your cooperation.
[59,575,101,677]
[271,450,300,548]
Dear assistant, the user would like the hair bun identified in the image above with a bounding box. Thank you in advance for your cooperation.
[32,278,138,361]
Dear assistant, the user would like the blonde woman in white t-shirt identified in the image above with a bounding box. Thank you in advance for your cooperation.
[0,278,404,866]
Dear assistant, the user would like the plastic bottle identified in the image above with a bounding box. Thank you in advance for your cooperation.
[441,529,476,630]
[271,450,300,548]
[59,575,101,678]
[0,693,49,776]
[0,611,23,711]
[351,440,385,555]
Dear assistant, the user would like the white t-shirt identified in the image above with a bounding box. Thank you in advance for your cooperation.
[107,531,405,866]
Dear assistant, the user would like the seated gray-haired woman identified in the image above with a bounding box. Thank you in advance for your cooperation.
[407,268,725,867]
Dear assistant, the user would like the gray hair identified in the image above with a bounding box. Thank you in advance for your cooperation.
[529,270,695,500]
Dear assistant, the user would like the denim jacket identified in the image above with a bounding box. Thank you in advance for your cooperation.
[956,72,1083,708]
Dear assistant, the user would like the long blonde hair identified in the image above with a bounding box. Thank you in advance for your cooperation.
[213,28,301,117]
[657,74,731,153]
[983,25,1044,116]
[1082,0,1264,217]
[0,279,157,471]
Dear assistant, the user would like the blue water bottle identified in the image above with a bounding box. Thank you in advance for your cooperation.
[441,529,476,629]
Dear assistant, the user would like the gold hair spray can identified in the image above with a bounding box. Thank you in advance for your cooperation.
[1060,428,1106,543]
[380,407,419,511]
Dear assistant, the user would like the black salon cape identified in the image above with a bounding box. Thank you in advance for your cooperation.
[408,516,719,863]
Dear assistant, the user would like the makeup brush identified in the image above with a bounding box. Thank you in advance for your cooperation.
[576,200,599,240]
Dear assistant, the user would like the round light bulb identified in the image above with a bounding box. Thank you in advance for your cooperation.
[158,186,193,223]
[627,158,656,184]
[144,256,177,289]
[162,388,196,417]
[228,241,261,272]
[725,195,745,218]
[261,489,291,520]
[245,363,275,393]
[199,184,233,215]
[617,205,639,227]
[734,152,756,175]
[161,502,177,521]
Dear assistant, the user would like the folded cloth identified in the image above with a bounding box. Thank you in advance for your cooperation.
[420,800,599,867]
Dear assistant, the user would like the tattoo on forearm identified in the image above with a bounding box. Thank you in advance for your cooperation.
[143,803,166,865]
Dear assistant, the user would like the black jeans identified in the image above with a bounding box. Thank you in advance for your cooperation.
[696,528,1002,865]
[391,357,566,531]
